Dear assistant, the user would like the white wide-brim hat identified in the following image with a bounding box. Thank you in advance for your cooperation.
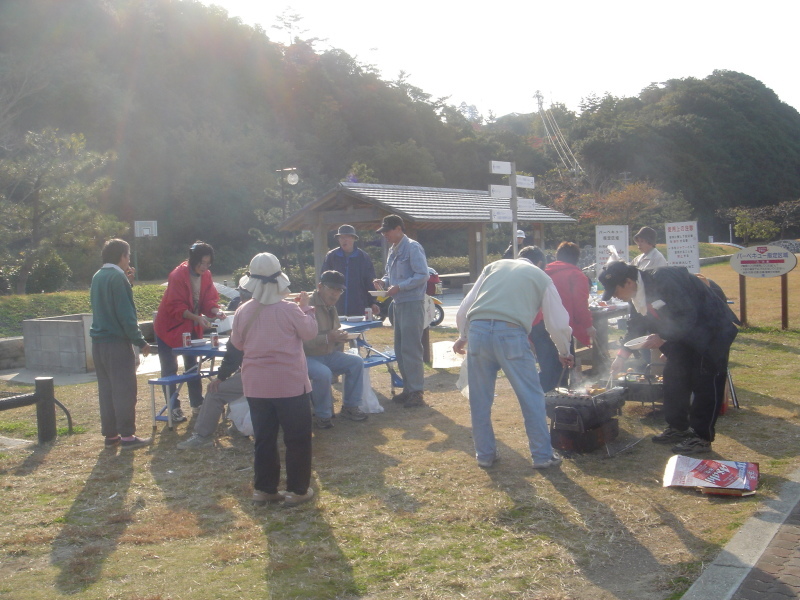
[238,253,291,305]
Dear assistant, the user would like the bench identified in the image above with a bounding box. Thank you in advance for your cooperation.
[148,368,217,430]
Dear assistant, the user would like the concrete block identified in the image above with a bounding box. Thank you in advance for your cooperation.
[41,335,60,352]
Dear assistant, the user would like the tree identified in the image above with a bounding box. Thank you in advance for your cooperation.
[765,199,800,240]
[727,207,779,246]
[0,128,126,293]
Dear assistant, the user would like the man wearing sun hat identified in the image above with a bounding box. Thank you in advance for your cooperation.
[304,270,369,428]
[321,224,381,317]
[631,226,667,271]
[600,261,738,455]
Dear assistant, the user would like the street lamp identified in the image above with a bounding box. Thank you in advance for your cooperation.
[276,167,298,262]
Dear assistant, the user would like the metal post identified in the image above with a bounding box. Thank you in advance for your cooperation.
[738,274,747,328]
[781,273,789,330]
[34,377,57,444]
[510,162,518,258]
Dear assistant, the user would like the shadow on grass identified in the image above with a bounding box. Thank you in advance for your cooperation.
[51,447,134,593]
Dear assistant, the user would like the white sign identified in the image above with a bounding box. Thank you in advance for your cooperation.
[666,221,700,272]
[491,160,512,175]
[517,198,536,212]
[134,221,158,237]
[730,245,798,278]
[595,225,629,270]
[516,175,535,189]
[489,184,512,198]
[491,208,513,222]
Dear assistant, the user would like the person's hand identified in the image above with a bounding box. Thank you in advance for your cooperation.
[386,285,400,297]
[453,337,468,355]
[298,291,310,309]
[327,329,349,344]
[206,378,221,394]
[371,303,381,316]
[373,279,385,291]
[610,355,627,376]
[140,343,151,357]
[559,354,574,369]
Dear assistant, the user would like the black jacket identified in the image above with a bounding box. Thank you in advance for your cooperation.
[625,267,738,370]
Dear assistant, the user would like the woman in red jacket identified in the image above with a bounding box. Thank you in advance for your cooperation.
[154,241,223,422]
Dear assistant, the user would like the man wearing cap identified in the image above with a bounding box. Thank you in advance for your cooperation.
[502,230,527,259]
[631,227,667,271]
[600,261,738,454]
[453,255,573,469]
[305,270,369,428]
[322,224,381,317]
[373,214,429,408]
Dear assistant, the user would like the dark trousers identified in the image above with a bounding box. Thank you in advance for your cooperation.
[93,339,138,437]
[528,321,570,393]
[156,335,204,408]
[247,393,313,495]
[662,342,728,442]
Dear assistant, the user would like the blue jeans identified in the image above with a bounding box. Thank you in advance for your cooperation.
[467,320,555,464]
[393,299,425,392]
[306,351,364,419]
[156,335,204,409]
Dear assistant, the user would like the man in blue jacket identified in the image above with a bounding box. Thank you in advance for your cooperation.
[322,224,381,317]
[374,215,429,408]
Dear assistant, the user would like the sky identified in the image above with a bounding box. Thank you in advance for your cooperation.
[198,0,799,117]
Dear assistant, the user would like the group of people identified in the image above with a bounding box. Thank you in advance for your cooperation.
[89,220,738,507]
[88,214,431,507]
[452,224,737,470]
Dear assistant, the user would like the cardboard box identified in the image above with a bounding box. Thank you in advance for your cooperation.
[663,455,759,496]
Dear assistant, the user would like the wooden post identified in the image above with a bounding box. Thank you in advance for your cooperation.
[781,273,789,330]
[34,377,57,444]
[738,274,748,327]
[422,327,431,363]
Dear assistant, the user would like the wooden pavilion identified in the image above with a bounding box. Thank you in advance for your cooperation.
[279,182,576,281]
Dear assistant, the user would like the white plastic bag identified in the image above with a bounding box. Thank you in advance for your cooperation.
[359,368,384,413]
[227,396,253,436]
[431,341,465,369]
[457,358,469,399]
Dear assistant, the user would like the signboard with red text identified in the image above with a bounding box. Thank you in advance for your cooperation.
[730,245,797,278]
[665,221,699,272]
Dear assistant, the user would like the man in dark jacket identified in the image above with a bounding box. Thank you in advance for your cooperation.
[601,261,738,454]
[322,224,380,317]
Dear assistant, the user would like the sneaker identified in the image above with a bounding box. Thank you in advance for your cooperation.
[671,436,712,455]
[477,451,499,468]
[403,391,425,408]
[120,436,152,450]
[191,406,202,417]
[315,416,334,429]
[104,435,121,447]
[340,406,368,421]
[172,407,188,423]
[252,490,286,506]
[283,487,315,507]
[176,433,213,449]
[652,426,692,444]
[391,390,410,404]
[532,453,563,469]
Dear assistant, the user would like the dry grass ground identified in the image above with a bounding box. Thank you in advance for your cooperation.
[1,262,799,599]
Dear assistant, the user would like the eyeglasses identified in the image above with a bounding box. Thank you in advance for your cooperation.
[323,285,344,294]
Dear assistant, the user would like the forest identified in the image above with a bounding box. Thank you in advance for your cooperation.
[2,0,800,292]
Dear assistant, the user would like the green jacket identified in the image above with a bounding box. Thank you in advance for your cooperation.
[89,265,147,347]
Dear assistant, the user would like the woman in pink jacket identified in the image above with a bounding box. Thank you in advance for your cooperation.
[232,253,318,507]
[154,241,223,422]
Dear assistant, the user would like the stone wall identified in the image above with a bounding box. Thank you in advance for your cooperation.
[0,337,24,370]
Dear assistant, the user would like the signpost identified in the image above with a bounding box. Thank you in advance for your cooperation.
[595,225,630,271]
[730,245,797,329]
[489,161,534,258]
[133,220,158,281]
